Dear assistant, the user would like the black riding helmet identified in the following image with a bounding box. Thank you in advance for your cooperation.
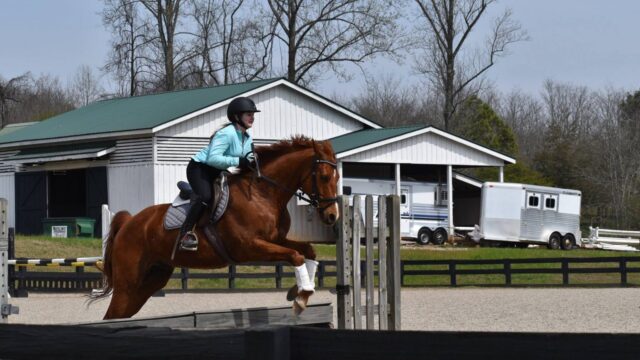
[227,97,260,126]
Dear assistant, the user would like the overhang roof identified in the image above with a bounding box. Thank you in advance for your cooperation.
[4,141,116,164]
[329,125,516,164]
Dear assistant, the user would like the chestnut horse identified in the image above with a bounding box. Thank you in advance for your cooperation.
[92,137,340,319]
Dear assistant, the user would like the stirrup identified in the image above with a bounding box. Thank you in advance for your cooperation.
[179,231,198,251]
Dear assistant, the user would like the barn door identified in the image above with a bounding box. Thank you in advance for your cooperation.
[15,171,47,235]
[86,166,108,237]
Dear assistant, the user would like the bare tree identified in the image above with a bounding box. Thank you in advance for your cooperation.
[187,0,275,86]
[266,0,400,86]
[69,65,105,107]
[102,0,154,96]
[141,0,195,91]
[0,74,30,128]
[350,74,437,127]
[413,0,527,130]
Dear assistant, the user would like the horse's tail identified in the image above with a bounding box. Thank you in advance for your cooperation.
[88,210,132,302]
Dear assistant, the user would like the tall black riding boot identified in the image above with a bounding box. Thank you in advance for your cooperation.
[178,200,206,251]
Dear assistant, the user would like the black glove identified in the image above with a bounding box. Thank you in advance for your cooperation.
[238,153,255,168]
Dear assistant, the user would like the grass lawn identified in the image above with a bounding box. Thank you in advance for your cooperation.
[12,235,640,289]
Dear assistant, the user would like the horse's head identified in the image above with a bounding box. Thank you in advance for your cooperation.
[299,140,340,226]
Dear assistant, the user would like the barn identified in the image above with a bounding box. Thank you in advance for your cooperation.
[0,78,514,241]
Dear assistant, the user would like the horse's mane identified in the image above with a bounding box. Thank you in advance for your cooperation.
[236,135,318,175]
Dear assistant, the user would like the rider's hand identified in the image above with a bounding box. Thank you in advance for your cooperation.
[239,153,255,168]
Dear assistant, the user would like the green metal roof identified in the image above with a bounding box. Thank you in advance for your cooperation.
[329,125,426,154]
[0,122,37,137]
[0,78,280,146]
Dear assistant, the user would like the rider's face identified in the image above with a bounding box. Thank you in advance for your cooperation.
[239,112,255,129]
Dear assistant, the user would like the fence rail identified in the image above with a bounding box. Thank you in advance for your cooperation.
[9,256,640,296]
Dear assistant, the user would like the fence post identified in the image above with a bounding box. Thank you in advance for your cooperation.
[352,195,362,329]
[562,259,569,285]
[181,268,189,290]
[336,195,353,329]
[377,197,388,330]
[504,260,512,286]
[317,262,325,288]
[8,228,15,297]
[1,198,18,323]
[449,261,457,286]
[228,265,236,289]
[386,195,401,331]
[365,195,375,330]
[620,259,627,286]
[275,264,283,289]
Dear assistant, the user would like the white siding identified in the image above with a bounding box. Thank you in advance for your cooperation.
[0,150,18,173]
[287,200,336,242]
[158,85,365,140]
[154,163,188,204]
[110,138,154,164]
[342,132,504,166]
[156,137,208,164]
[0,173,15,228]
[107,163,155,214]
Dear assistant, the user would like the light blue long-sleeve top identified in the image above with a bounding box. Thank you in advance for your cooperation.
[192,124,252,170]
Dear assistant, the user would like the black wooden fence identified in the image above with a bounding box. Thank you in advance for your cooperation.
[9,256,640,296]
[401,257,640,286]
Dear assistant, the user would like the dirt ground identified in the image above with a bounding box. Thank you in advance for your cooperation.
[7,287,640,333]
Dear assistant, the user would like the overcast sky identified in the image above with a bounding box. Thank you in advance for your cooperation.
[1,0,639,99]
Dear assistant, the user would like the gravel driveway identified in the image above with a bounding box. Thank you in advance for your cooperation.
[7,288,640,333]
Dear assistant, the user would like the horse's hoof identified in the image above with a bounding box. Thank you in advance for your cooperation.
[293,296,307,315]
[286,285,298,301]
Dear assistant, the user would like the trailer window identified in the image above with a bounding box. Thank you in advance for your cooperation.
[528,195,539,208]
[401,194,407,204]
[545,198,556,209]
[342,186,352,195]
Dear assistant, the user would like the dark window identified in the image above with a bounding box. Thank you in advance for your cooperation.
[342,186,352,195]
[545,198,556,209]
[401,194,407,204]
[528,196,539,207]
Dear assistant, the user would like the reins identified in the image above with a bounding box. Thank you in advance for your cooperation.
[248,142,338,210]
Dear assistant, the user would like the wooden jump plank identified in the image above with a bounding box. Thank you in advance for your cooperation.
[76,303,333,330]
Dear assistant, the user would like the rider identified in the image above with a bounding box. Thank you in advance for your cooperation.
[177,97,259,251]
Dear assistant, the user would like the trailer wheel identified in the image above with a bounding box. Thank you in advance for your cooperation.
[432,228,448,245]
[561,234,575,250]
[548,233,561,250]
[417,228,432,245]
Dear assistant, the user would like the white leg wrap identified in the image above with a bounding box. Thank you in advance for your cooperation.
[305,259,319,287]
[295,263,315,292]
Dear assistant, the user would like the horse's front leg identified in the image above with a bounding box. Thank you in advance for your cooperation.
[278,238,319,303]
[234,238,315,314]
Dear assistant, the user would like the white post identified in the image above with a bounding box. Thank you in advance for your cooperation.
[101,204,113,258]
[447,165,454,237]
[1,198,18,323]
[499,166,504,182]
[337,161,343,195]
[395,163,401,196]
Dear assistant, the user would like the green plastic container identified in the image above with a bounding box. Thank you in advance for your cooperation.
[42,217,96,238]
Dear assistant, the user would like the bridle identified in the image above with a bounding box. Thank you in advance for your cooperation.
[249,144,339,211]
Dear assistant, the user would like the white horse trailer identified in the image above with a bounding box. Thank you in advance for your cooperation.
[342,177,449,244]
[471,182,582,249]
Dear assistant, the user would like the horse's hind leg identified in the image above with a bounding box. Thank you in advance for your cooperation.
[104,263,174,320]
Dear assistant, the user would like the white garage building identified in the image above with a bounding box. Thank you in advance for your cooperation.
[0,78,514,241]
